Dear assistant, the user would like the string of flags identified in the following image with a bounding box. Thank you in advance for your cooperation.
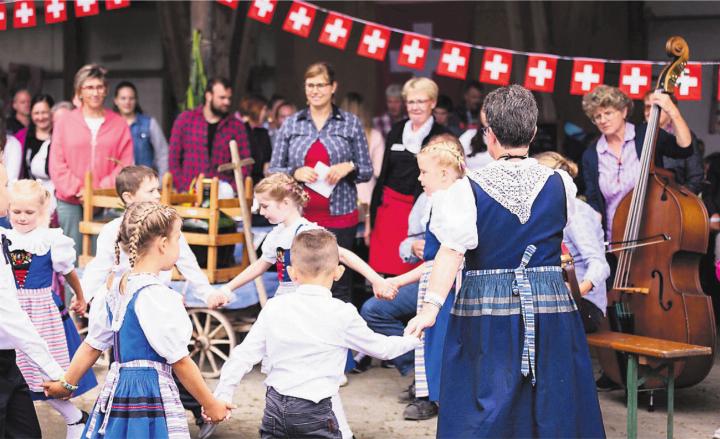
[218,0,720,102]
[0,0,130,31]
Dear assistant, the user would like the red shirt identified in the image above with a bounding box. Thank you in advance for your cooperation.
[303,140,358,228]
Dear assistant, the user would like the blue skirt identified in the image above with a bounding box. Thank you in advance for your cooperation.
[437,270,605,438]
[31,293,97,401]
[422,290,454,402]
[84,368,171,439]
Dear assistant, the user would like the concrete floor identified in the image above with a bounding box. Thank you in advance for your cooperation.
[36,351,720,439]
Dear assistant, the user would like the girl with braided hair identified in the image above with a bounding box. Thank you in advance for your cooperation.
[386,134,467,420]
[2,179,95,439]
[44,201,234,438]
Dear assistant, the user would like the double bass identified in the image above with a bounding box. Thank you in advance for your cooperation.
[599,36,717,388]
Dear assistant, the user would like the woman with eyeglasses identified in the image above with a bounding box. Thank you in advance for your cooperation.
[368,77,449,277]
[269,62,373,304]
[49,64,133,255]
[581,85,693,242]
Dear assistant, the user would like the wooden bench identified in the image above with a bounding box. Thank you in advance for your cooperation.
[586,331,712,439]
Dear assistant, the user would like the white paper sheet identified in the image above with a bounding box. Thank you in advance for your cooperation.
[305,161,336,198]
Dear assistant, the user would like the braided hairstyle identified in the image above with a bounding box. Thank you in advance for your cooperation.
[534,151,579,178]
[9,179,52,227]
[115,201,180,268]
[418,133,467,177]
[255,173,310,209]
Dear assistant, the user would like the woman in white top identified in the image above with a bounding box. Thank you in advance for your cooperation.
[1,118,23,183]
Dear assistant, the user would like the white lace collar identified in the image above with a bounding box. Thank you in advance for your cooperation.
[470,158,553,224]
[402,116,434,154]
[1,227,53,255]
[106,273,162,331]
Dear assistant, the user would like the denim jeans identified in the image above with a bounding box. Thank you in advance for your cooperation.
[56,199,83,262]
[359,283,418,375]
[260,387,341,439]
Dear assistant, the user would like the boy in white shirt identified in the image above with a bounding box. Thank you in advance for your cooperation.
[214,229,421,438]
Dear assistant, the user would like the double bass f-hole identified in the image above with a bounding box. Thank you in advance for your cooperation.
[652,269,673,311]
[660,177,669,201]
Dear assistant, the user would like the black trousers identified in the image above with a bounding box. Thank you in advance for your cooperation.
[327,225,357,304]
[260,387,340,439]
[0,351,42,439]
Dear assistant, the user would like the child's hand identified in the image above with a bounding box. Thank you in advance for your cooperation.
[42,381,72,400]
[373,278,398,301]
[202,398,236,423]
[207,287,232,309]
[70,296,88,315]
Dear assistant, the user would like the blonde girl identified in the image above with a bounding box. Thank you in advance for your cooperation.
[3,179,95,439]
[44,201,233,438]
[388,134,466,420]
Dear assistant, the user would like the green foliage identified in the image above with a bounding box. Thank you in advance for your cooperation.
[182,29,208,111]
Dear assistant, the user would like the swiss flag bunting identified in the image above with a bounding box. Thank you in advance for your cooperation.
[570,59,605,95]
[13,1,36,28]
[105,0,131,10]
[282,2,316,38]
[247,0,276,23]
[480,49,512,86]
[397,33,429,70]
[675,63,702,101]
[75,0,100,17]
[318,13,352,50]
[44,0,67,24]
[436,41,470,80]
[524,55,557,93]
[216,0,238,10]
[357,23,390,61]
[0,4,7,31]
[619,62,652,100]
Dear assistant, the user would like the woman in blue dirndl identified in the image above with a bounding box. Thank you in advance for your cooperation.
[407,85,605,438]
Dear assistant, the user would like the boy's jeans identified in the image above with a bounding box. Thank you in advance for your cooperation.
[261,387,341,439]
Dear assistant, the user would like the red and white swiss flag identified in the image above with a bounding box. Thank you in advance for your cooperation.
[397,33,429,70]
[216,0,238,9]
[318,13,352,50]
[523,55,557,93]
[0,3,8,30]
[44,0,67,24]
[13,1,36,28]
[247,0,276,24]
[619,62,652,100]
[105,0,130,10]
[480,49,512,86]
[357,23,390,61]
[675,63,702,101]
[436,41,470,80]
[75,0,99,17]
[570,59,605,95]
[282,1,316,38]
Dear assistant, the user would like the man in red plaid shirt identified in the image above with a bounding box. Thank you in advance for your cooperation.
[169,77,251,192]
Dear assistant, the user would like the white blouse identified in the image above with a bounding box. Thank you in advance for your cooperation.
[85,274,192,365]
[429,159,577,253]
[0,227,75,275]
[260,217,320,264]
[2,135,23,183]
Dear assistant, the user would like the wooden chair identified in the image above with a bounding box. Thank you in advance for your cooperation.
[160,172,255,284]
[78,172,124,267]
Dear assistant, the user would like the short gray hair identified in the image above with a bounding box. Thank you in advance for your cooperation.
[482,85,537,148]
[385,83,402,98]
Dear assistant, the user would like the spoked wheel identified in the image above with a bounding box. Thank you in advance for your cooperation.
[188,309,236,379]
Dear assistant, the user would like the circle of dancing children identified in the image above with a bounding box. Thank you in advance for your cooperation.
[44,201,234,438]
[2,179,97,439]
[209,172,398,438]
[212,228,421,439]
[387,134,467,420]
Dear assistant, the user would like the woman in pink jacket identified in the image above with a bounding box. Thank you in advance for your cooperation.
[49,64,133,256]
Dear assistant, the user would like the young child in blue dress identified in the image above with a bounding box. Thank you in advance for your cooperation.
[3,179,96,439]
[389,134,466,421]
[44,201,234,438]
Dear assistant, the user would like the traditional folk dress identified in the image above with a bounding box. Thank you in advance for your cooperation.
[432,160,605,438]
[2,226,96,399]
[83,274,192,439]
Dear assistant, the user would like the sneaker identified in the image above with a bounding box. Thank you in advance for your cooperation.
[197,422,218,439]
[350,355,372,374]
[398,382,416,403]
[403,398,438,421]
[596,373,621,392]
[66,411,89,439]
[339,374,349,387]
[380,360,396,369]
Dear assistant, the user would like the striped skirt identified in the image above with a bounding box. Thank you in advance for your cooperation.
[16,286,70,392]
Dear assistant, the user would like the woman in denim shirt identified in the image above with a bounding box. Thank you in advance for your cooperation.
[269,62,373,303]
[113,81,169,176]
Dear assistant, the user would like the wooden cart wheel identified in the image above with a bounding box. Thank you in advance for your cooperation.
[188,309,237,379]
